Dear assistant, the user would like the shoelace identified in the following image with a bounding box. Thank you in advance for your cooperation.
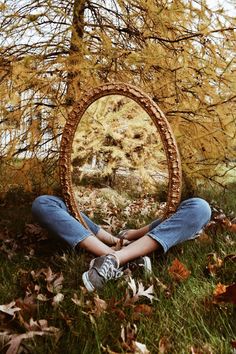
[99,257,123,280]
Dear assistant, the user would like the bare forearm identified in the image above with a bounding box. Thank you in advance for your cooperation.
[96,228,121,245]
[124,225,150,241]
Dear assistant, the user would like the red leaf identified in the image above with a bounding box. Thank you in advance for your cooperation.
[231,340,236,349]
[133,304,153,320]
[168,258,191,282]
[114,308,126,320]
[213,283,236,305]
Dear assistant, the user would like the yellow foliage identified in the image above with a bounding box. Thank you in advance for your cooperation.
[0,0,235,193]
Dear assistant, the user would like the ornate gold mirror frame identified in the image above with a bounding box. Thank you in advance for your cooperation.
[59,82,182,227]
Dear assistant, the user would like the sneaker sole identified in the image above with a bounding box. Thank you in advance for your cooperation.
[82,271,95,292]
[143,256,152,274]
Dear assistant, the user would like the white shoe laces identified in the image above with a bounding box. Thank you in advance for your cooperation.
[99,256,123,280]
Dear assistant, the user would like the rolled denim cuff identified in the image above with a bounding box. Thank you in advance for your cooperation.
[80,212,100,235]
[149,218,162,232]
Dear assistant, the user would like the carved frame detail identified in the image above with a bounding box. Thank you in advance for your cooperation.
[59,82,182,227]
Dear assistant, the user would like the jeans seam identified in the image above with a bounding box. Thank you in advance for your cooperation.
[147,233,168,253]
[72,232,94,249]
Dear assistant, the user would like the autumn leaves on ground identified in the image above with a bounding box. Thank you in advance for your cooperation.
[0,189,235,354]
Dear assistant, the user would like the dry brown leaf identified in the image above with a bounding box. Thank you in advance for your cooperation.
[15,294,37,318]
[228,223,236,232]
[231,339,236,349]
[159,336,171,353]
[213,282,227,296]
[24,223,46,238]
[133,304,153,321]
[120,323,150,353]
[71,293,83,306]
[196,231,213,244]
[6,321,61,354]
[153,276,168,291]
[213,283,236,305]
[6,332,44,354]
[113,308,126,320]
[120,322,137,351]
[190,344,213,354]
[218,217,236,232]
[223,253,236,262]
[0,332,12,347]
[0,301,21,317]
[31,267,64,295]
[93,295,108,317]
[168,258,191,282]
[51,273,64,293]
[207,254,223,276]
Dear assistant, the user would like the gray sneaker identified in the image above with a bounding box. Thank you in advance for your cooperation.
[126,256,152,274]
[82,254,123,292]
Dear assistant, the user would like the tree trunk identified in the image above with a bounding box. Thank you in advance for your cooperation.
[66,0,86,106]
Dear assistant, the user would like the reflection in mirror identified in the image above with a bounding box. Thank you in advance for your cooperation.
[71,95,168,232]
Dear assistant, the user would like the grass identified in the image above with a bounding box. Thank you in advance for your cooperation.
[0,188,235,354]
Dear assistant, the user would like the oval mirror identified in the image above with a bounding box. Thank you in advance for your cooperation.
[59,83,182,230]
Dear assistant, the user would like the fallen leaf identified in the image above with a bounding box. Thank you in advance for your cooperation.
[51,273,64,293]
[100,344,120,353]
[0,332,12,347]
[15,294,37,318]
[190,344,213,353]
[231,339,236,349]
[43,268,64,293]
[6,332,44,354]
[0,302,21,317]
[89,314,96,326]
[213,283,227,296]
[206,254,223,276]
[113,308,126,320]
[25,223,46,238]
[168,258,191,282]
[71,293,83,306]
[36,294,49,302]
[223,221,236,233]
[128,277,137,296]
[196,231,213,244]
[137,283,155,302]
[52,293,64,306]
[93,295,108,317]
[6,322,61,354]
[229,224,236,232]
[120,323,150,353]
[223,253,236,262]
[159,336,171,353]
[132,341,150,354]
[127,277,156,303]
[120,322,137,350]
[133,304,153,321]
[213,283,236,305]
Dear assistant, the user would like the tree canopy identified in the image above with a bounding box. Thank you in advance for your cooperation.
[0,0,235,194]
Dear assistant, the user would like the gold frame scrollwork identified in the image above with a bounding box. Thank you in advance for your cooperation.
[59,82,182,227]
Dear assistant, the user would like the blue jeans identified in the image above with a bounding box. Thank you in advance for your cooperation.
[148,198,211,252]
[32,196,211,252]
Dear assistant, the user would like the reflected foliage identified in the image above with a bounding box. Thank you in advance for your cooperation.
[71,96,168,211]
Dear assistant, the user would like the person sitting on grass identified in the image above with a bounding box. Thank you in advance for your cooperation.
[32,195,211,292]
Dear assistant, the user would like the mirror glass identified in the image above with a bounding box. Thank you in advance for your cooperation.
[71,95,168,232]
